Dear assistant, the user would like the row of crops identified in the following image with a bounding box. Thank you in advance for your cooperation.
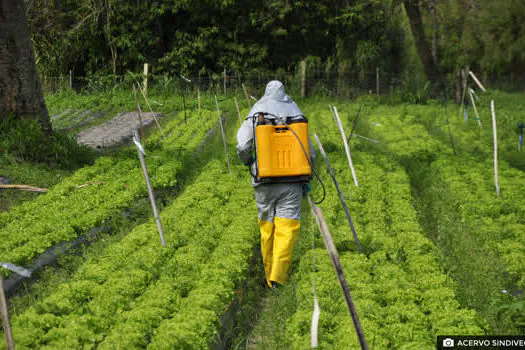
[0,112,217,271]
[280,106,483,348]
[1,102,264,349]
[1,92,525,348]
[280,98,525,347]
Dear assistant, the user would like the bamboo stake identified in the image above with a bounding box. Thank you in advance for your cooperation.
[459,66,469,117]
[132,131,167,246]
[0,184,47,193]
[182,93,187,124]
[234,97,242,126]
[491,100,500,196]
[0,274,14,350]
[376,67,379,96]
[214,95,232,176]
[197,88,201,116]
[469,88,480,102]
[347,102,365,143]
[442,89,457,156]
[132,85,146,140]
[143,63,148,96]
[468,89,482,128]
[353,133,379,144]
[301,59,307,97]
[137,83,164,137]
[333,106,358,187]
[242,82,250,105]
[469,71,487,92]
[308,197,368,350]
[314,133,364,253]
[328,104,336,123]
[311,292,320,348]
[223,68,227,96]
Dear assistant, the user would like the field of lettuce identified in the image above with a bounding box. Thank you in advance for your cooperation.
[1,88,525,349]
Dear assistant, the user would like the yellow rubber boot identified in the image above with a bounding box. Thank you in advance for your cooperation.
[258,219,275,288]
[270,217,300,285]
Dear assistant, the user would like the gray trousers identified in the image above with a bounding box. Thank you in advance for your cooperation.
[254,183,302,223]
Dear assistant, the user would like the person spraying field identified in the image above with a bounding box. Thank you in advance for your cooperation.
[236,80,314,290]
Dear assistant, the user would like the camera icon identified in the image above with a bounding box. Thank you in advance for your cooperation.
[443,338,455,347]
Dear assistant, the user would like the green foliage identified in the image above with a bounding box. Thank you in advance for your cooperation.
[0,116,95,168]
[283,106,484,348]
[3,161,258,349]
[0,111,216,273]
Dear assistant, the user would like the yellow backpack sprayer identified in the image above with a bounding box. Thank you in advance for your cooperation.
[246,111,325,203]
[251,112,312,183]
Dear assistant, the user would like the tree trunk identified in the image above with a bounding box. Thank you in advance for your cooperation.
[403,0,440,92]
[0,0,51,132]
[431,0,437,66]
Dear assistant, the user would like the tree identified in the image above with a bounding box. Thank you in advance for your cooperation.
[0,0,51,132]
[403,0,441,91]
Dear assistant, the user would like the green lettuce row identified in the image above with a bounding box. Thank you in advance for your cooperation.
[285,109,483,348]
[99,169,257,349]
[0,113,217,271]
[368,107,525,291]
[361,107,525,331]
[429,157,525,290]
[143,187,257,348]
[288,153,483,348]
[4,160,251,349]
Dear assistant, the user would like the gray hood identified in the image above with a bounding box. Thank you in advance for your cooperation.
[247,80,303,119]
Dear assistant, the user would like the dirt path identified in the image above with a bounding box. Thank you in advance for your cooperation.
[76,111,163,150]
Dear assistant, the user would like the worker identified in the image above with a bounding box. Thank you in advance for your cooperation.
[236,80,313,291]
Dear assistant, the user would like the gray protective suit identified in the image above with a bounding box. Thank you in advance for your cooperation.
[236,80,312,221]
[236,80,312,287]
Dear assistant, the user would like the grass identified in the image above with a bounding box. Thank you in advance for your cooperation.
[0,160,70,211]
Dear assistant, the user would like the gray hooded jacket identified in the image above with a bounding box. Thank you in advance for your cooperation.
[236,80,314,186]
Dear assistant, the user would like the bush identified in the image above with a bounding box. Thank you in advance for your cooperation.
[0,116,95,168]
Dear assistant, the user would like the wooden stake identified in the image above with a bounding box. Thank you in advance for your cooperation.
[223,68,227,96]
[469,71,487,92]
[143,63,149,96]
[333,106,358,187]
[491,100,500,196]
[314,133,364,253]
[376,67,379,96]
[301,59,307,97]
[138,83,164,136]
[234,97,242,126]
[0,274,14,350]
[69,70,72,89]
[460,66,469,117]
[132,85,146,140]
[468,89,482,128]
[311,293,320,348]
[0,184,47,193]
[214,95,232,176]
[328,105,337,123]
[242,83,250,106]
[308,197,368,350]
[133,131,167,246]
[197,88,201,116]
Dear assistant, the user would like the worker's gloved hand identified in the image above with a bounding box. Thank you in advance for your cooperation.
[302,183,311,197]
